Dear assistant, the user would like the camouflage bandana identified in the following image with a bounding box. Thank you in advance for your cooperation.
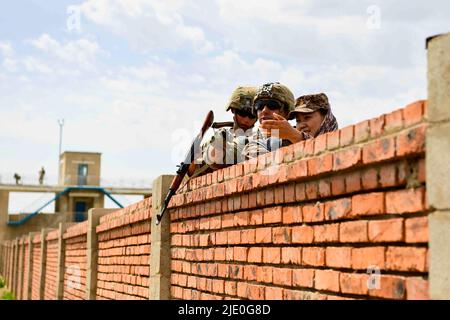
[301,110,339,140]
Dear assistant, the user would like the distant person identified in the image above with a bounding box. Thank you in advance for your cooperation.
[39,166,46,185]
[14,173,21,185]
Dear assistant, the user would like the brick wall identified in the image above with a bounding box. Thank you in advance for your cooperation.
[44,229,59,300]
[31,233,41,300]
[0,100,436,300]
[22,239,30,300]
[63,222,88,300]
[168,101,428,300]
[16,238,24,300]
[96,198,152,300]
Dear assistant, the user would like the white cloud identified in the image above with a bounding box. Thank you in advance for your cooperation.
[78,0,214,54]
[28,33,104,69]
[0,41,14,57]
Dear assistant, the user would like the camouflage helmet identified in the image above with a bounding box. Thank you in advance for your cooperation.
[253,82,295,112]
[226,86,257,114]
[288,93,330,120]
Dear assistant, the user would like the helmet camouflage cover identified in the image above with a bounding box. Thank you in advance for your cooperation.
[253,82,295,112]
[226,86,257,114]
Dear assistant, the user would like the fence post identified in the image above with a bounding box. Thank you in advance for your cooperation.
[427,32,450,299]
[149,175,175,300]
[86,208,116,300]
[25,233,36,300]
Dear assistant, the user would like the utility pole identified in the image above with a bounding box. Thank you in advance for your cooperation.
[57,119,65,185]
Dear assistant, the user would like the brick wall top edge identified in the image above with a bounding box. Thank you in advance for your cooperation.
[99,197,152,225]
[32,233,41,243]
[170,100,427,203]
[46,229,60,241]
[96,207,152,233]
[63,221,88,239]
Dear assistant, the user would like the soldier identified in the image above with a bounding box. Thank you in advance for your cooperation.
[38,166,46,185]
[288,93,338,140]
[242,82,298,160]
[188,86,258,177]
[13,173,21,185]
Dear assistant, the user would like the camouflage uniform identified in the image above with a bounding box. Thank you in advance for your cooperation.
[242,82,295,160]
[189,86,257,178]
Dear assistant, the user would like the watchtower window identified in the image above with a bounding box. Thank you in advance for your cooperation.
[78,164,88,185]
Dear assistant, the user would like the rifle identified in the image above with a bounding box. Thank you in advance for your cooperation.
[212,121,234,129]
[156,110,215,225]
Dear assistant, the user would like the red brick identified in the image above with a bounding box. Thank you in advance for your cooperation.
[340,125,354,147]
[386,188,425,214]
[326,247,352,269]
[291,226,314,244]
[274,186,284,204]
[287,160,308,181]
[249,209,263,225]
[305,181,318,200]
[302,247,325,266]
[386,247,427,272]
[241,229,256,244]
[385,109,404,132]
[331,175,345,195]
[361,167,379,190]
[255,227,272,244]
[368,218,404,242]
[405,216,428,243]
[224,281,237,296]
[354,120,370,143]
[295,182,306,201]
[263,247,281,264]
[314,134,328,155]
[396,125,426,157]
[247,247,262,263]
[333,146,362,171]
[292,269,314,288]
[282,206,302,224]
[406,277,429,300]
[234,212,249,227]
[293,141,305,159]
[273,268,292,286]
[340,220,368,243]
[281,247,302,265]
[265,286,283,300]
[345,171,361,193]
[307,154,333,176]
[236,282,248,298]
[352,247,385,269]
[326,131,340,150]
[273,227,291,244]
[418,158,426,183]
[368,275,405,299]
[315,270,340,292]
[263,189,273,206]
[256,266,273,283]
[303,203,324,222]
[233,247,247,262]
[318,180,331,198]
[227,230,241,245]
[379,163,397,187]
[363,138,395,165]
[370,115,385,138]
[340,273,369,295]
[352,192,384,217]
[247,284,265,300]
[283,144,295,163]
[304,139,314,156]
[314,224,339,243]
[403,101,425,126]
[263,206,282,224]
[284,183,296,203]
[243,265,257,281]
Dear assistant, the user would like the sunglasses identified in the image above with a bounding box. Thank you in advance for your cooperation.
[254,99,284,112]
[235,109,257,119]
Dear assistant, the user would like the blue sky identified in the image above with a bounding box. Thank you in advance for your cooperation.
[1,1,449,211]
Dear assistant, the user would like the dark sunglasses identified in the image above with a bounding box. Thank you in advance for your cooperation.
[235,109,257,119]
[254,99,284,112]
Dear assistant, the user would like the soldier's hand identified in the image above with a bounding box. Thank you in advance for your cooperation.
[261,113,303,143]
